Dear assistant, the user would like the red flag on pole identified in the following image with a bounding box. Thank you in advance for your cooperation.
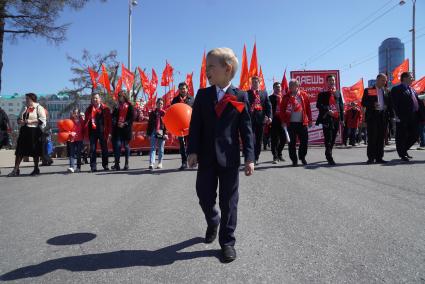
[248,42,258,79]
[281,69,289,95]
[342,78,364,104]
[138,67,151,94]
[392,59,409,85]
[186,72,194,96]
[113,77,122,101]
[239,44,250,91]
[259,66,266,91]
[200,51,207,89]
[411,76,425,94]
[121,64,135,92]
[98,64,111,94]
[161,61,174,87]
[88,67,99,89]
[150,68,158,97]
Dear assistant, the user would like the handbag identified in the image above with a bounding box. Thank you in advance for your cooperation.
[155,129,164,139]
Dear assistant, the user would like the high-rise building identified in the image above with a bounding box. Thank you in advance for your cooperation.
[379,38,405,83]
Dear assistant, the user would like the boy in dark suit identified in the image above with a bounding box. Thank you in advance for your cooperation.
[187,47,255,263]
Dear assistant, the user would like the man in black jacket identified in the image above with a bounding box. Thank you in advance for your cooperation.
[390,72,425,161]
[171,82,194,170]
[269,82,286,163]
[361,73,393,164]
[246,76,272,165]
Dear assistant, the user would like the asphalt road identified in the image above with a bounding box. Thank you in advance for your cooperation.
[0,143,424,283]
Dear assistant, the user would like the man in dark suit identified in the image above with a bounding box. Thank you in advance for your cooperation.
[390,72,425,161]
[187,47,255,263]
[247,76,272,165]
[361,73,393,164]
[269,82,286,163]
[172,82,194,170]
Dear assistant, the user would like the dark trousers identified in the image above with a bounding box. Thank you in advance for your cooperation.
[178,136,188,164]
[322,120,340,161]
[343,127,357,146]
[288,122,308,163]
[252,122,264,161]
[113,137,130,165]
[396,116,419,158]
[69,141,83,169]
[89,132,108,169]
[270,122,286,159]
[196,165,239,247]
[366,112,386,161]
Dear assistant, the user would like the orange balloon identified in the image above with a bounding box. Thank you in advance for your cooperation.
[133,121,148,132]
[163,103,192,136]
[61,119,75,132]
[57,120,65,130]
[57,131,69,143]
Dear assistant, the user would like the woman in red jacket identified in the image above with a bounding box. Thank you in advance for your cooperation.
[279,79,312,167]
[67,108,85,173]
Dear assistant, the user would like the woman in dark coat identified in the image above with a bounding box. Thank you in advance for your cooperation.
[111,91,134,170]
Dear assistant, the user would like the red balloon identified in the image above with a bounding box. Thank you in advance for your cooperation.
[57,132,69,143]
[57,120,65,130]
[61,119,75,132]
[163,103,192,136]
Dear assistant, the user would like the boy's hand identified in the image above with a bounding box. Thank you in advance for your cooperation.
[188,154,198,168]
[245,161,254,176]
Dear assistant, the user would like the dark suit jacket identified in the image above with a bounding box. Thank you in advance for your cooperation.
[269,94,282,125]
[187,85,255,168]
[361,87,393,122]
[171,94,194,107]
[390,84,425,122]
[246,90,272,125]
[112,103,134,141]
[316,91,344,125]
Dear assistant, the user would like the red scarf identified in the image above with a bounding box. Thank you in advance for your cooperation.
[251,90,263,112]
[155,109,165,131]
[91,104,102,130]
[118,102,129,124]
[178,95,187,103]
[27,107,35,113]
[286,93,303,113]
[329,95,339,119]
[215,94,245,118]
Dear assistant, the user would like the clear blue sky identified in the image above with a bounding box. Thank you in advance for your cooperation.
[2,0,424,96]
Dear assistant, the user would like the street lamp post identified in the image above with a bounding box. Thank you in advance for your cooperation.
[411,0,416,78]
[128,0,138,71]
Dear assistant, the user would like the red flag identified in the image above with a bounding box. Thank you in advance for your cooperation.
[281,69,289,95]
[248,42,258,79]
[411,76,425,94]
[161,61,174,87]
[163,87,176,108]
[98,64,111,94]
[259,66,266,91]
[200,51,207,89]
[121,64,135,92]
[88,67,99,89]
[392,59,409,85]
[113,77,123,101]
[150,68,158,97]
[138,67,151,94]
[342,78,364,104]
[239,44,250,91]
[186,72,194,96]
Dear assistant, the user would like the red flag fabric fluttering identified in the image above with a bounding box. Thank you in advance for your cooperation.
[160,61,174,87]
[163,87,176,108]
[248,42,258,80]
[392,59,409,85]
[88,67,99,90]
[259,66,266,91]
[150,68,158,97]
[113,77,123,101]
[200,51,207,89]
[98,64,111,94]
[281,69,289,95]
[239,44,250,91]
[411,76,425,94]
[186,72,194,96]
[342,78,364,104]
[121,64,135,92]
[138,67,151,94]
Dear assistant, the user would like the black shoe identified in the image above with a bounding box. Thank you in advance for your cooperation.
[278,156,285,162]
[328,159,336,166]
[376,159,387,164]
[123,164,129,171]
[292,162,298,167]
[111,164,120,171]
[272,159,278,164]
[205,225,218,244]
[401,156,410,162]
[179,163,187,171]
[366,159,374,164]
[30,168,40,176]
[7,169,20,177]
[406,154,413,159]
[103,166,110,171]
[301,159,307,165]
[91,168,97,172]
[221,246,236,263]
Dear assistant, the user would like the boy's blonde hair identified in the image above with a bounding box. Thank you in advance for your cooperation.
[207,47,239,79]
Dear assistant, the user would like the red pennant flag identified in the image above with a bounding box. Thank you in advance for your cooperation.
[161,61,174,87]
[281,69,289,95]
[88,67,99,89]
[392,59,409,85]
[248,42,258,79]
[138,67,151,95]
[150,68,158,97]
[113,77,123,101]
[121,64,135,92]
[98,64,111,94]
[200,51,207,89]
[411,76,425,94]
[239,44,250,91]
[259,66,266,91]
[342,78,364,104]
[163,87,176,108]
[186,72,194,96]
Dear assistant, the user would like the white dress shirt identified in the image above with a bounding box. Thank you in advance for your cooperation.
[377,88,384,111]
[215,83,232,101]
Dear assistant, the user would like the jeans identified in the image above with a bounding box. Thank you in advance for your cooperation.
[418,123,425,147]
[113,137,130,165]
[150,133,165,165]
[69,141,83,169]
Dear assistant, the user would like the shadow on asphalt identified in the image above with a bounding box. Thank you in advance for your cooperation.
[0,237,221,281]
[47,233,97,246]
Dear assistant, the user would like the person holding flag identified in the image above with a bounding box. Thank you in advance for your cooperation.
[361,73,393,163]
[316,75,344,165]
[269,82,286,163]
[171,82,194,170]
[247,76,272,165]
